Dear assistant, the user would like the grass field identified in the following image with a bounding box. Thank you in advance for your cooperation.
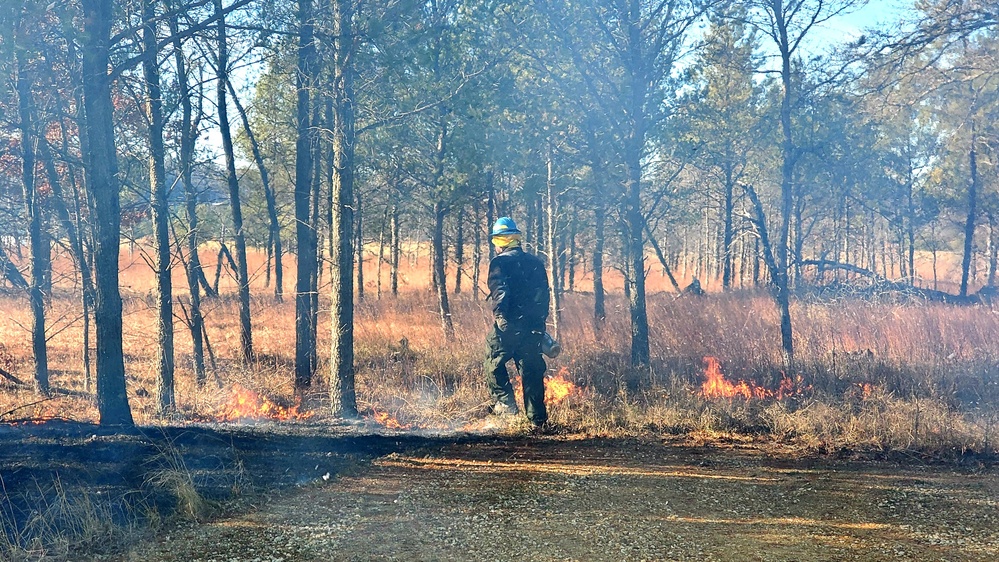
[1,243,998,459]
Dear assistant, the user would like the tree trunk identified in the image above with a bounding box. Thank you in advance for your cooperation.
[545,151,561,338]
[486,170,496,262]
[376,205,387,299]
[773,7,796,368]
[960,122,978,297]
[0,243,28,289]
[454,206,464,295]
[624,147,650,366]
[988,213,998,287]
[432,201,456,340]
[593,203,606,326]
[329,0,357,418]
[722,164,735,290]
[143,0,175,413]
[228,77,282,302]
[429,110,455,340]
[294,0,317,389]
[355,191,365,300]
[309,95,323,359]
[169,11,206,387]
[390,202,400,296]
[216,0,252,363]
[567,215,577,293]
[81,0,134,426]
[16,50,49,396]
[39,135,95,388]
[745,184,792,368]
[472,196,482,299]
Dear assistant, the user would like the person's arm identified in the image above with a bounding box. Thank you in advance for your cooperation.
[487,257,510,327]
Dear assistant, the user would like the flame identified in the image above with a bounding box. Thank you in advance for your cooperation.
[545,366,577,403]
[370,409,412,430]
[858,382,874,400]
[216,384,314,421]
[511,366,579,406]
[700,356,803,400]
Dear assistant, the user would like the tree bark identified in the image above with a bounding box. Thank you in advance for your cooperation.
[472,195,482,299]
[356,191,365,300]
[81,0,134,426]
[227,77,283,302]
[215,0,252,363]
[429,111,455,340]
[432,201,455,340]
[593,202,606,327]
[16,49,49,396]
[772,3,796,368]
[545,150,561,338]
[169,8,206,387]
[143,0,175,413]
[486,170,496,262]
[376,205,387,299]
[722,163,735,290]
[960,121,978,297]
[454,206,464,295]
[329,0,357,418]
[294,0,317,389]
[390,202,400,296]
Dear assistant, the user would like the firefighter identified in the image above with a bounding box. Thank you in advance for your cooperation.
[483,217,551,430]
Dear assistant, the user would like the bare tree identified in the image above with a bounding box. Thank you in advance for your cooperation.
[143,0,175,413]
[294,0,318,389]
[214,0,253,363]
[15,41,49,395]
[80,0,134,426]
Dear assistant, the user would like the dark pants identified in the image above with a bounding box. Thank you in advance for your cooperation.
[484,323,547,425]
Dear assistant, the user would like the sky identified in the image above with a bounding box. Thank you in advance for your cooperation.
[818,0,916,44]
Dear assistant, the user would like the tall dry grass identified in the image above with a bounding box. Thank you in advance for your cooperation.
[1,245,998,457]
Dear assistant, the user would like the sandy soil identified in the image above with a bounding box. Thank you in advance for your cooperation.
[123,435,999,562]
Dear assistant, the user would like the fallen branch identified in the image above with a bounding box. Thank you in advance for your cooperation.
[0,366,29,388]
[0,395,59,422]
[799,259,884,281]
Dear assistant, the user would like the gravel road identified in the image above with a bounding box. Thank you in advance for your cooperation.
[124,435,999,562]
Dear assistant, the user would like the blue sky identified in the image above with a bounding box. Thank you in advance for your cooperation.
[821,0,915,41]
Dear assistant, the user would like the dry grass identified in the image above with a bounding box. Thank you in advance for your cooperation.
[0,475,141,561]
[1,245,998,460]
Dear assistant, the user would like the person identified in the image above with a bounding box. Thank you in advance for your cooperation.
[483,217,551,430]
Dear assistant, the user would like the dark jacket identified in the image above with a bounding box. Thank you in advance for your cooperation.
[487,246,550,332]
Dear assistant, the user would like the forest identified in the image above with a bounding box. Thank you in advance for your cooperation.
[3,0,999,558]
[0,0,996,433]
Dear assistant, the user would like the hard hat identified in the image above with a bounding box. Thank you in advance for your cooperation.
[491,217,521,237]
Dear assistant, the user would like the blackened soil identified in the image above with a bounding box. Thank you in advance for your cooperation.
[0,420,491,555]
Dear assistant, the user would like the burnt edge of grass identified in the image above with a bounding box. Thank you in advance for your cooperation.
[0,420,497,558]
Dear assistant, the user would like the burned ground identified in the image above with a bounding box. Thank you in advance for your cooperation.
[0,420,488,558]
[3,422,999,561]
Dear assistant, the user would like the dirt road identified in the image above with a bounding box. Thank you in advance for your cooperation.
[127,436,998,562]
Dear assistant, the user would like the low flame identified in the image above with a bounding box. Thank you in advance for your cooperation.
[371,409,412,430]
[511,366,579,406]
[545,366,577,403]
[216,384,314,422]
[858,382,874,400]
[700,356,802,400]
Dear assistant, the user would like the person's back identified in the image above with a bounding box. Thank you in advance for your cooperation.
[487,245,549,334]
[483,217,551,430]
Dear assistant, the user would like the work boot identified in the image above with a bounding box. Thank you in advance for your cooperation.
[489,400,519,416]
[528,420,558,435]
